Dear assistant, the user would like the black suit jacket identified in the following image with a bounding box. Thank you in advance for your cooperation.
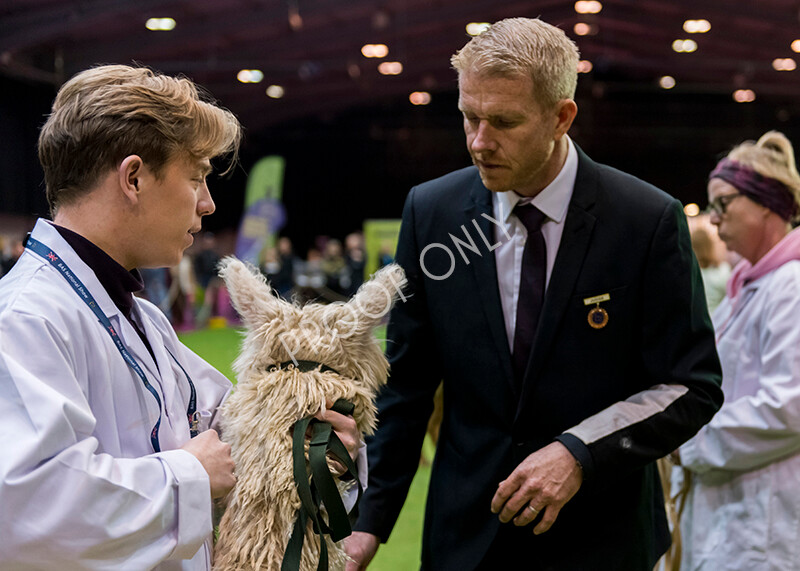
[355,148,723,570]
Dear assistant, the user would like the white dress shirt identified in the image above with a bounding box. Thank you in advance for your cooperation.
[493,136,578,349]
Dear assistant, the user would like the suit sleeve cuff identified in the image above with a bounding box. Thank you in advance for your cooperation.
[555,433,595,481]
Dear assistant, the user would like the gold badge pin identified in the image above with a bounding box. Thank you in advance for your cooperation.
[583,293,610,329]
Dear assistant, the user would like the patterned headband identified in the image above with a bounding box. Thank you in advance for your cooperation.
[709,158,798,221]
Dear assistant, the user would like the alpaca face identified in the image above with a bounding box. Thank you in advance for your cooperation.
[219,258,406,395]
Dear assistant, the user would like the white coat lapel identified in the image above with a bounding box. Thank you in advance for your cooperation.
[30,220,166,439]
[133,306,192,448]
[33,220,120,320]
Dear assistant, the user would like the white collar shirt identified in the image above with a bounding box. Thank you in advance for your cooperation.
[493,135,578,349]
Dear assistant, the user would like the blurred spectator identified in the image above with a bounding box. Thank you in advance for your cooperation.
[261,236,298,297]
[261,246,281,282]
[168,254,196,331]
[296,247,326,289]
[378,241,394,268]
[193,233,222,327]
[193,232,220,289]
[292,247,330,305]
[139,267,171,315]
[1,239,25,277]
[344,232,366,296]
[321,239,348,294]
[687,213,732,312]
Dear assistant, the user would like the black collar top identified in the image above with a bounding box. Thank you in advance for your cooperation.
[52,224,145,321]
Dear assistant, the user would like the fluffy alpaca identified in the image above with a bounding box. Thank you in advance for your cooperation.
[213,258,406,571]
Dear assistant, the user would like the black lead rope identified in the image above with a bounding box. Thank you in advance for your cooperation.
[275,362,362,571]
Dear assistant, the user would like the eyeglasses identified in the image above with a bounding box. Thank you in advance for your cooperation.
[705,193,742,216]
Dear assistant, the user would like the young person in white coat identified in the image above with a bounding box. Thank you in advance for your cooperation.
[0,64,360,570]
[677,131,800,570]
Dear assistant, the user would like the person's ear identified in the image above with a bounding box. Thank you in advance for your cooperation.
[553,99,578,140]
[118,155,144,204]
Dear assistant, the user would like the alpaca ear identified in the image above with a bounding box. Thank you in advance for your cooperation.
[342,263,407,339]
[218,256,284,327]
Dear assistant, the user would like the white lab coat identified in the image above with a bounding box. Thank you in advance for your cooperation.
[679,260,800,570]
[0,219,232,570]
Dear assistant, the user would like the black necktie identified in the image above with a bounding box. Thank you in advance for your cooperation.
[512,203,547,389]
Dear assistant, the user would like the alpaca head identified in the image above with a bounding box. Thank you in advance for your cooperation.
[219,257,406,411]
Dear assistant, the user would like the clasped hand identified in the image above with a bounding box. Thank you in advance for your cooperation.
[312,400,361,476]
[182,400,360,500]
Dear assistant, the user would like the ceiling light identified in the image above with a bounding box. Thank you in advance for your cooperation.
[361,44,389,58]
[288,11,303,31]
[672,39,698,53]
[574,1,602,14]
[466,22,491,36]
[574,23,592,36]
[378,61,403,75]
[772,58,797,71]
[733,89,755,103]
[237,69,264,83]
[792,40,800,53]
[659,75,676,89]
[683,19,711,33]
[266,85,285,99]
[409,91,432,105]
[145,18,176,31]
[577,60,593,73]
[684,203,700,217]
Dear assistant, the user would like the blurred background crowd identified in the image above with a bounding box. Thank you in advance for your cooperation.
[54,230,382,332]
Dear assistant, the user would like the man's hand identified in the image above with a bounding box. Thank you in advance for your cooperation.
[181,429,237,499]
[344,531,380,571]
[490,441,583,535]
[314,400,360,475]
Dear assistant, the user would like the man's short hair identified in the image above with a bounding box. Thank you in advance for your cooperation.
[451,17,580,110]
[38,64,242,214]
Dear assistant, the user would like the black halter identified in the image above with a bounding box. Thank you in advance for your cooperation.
[267,360,341,376]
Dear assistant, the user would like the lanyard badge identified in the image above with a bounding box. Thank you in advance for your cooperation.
[27,236,198,451]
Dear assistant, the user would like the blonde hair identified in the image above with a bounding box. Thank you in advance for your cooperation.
[451,17,579,109]
[38,64,242,214]
[727,131,800,219]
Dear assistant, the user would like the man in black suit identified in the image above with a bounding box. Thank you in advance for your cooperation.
[345,17,723,571]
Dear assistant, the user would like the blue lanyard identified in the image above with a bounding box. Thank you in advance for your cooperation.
[166,346,200,438]
[26,236,198,450]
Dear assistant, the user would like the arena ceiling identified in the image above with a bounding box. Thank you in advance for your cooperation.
[2,0,800,131]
